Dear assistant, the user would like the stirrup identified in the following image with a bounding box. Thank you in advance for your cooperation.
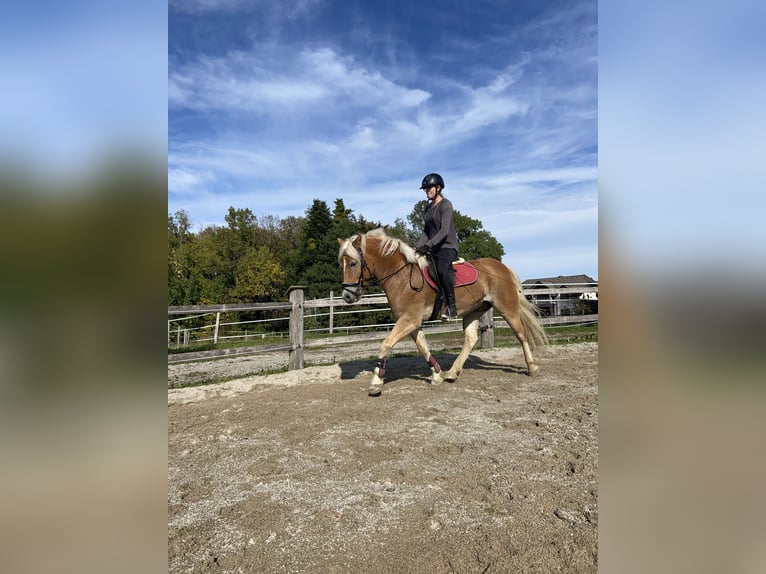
[440,306,459,321]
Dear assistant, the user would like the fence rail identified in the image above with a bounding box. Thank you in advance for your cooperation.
[168,285,598,366]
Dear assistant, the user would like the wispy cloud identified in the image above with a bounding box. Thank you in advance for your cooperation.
[169,46,432,118]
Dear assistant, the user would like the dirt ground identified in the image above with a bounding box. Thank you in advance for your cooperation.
[168,342,598,573]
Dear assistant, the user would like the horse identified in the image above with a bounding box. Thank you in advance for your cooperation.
[337,228,548,396]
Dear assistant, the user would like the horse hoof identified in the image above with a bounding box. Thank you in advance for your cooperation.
[429,371,444,385]
[442,370,457,382]
[368,385,382,396]
[528,364,540,376]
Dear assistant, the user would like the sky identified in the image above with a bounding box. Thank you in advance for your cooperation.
[168,0,598,281]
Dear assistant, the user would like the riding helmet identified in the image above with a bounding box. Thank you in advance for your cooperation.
[420,173,445,190]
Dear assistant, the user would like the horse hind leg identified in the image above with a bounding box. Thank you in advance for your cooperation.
[502,311,539,375]
[442,312,482,382]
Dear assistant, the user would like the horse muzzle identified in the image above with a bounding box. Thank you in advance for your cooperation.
[341,285,360,304]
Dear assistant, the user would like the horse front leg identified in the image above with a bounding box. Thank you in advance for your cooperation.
[368,318,418,396]
[410,328,444,386]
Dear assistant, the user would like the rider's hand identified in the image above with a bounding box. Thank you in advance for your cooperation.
[415,245,428,256]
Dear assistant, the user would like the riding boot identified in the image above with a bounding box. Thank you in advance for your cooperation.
[439,270,458,321]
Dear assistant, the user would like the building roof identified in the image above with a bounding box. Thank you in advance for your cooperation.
[522,274,596,287]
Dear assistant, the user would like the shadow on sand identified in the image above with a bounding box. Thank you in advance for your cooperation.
[338,351,528,382]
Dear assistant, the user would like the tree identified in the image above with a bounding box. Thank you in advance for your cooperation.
[275,215,306,290]
[224,207,257,244]
[331,198,357,240]
[459,229,505,260]
[294,199,341,299]
[191,226,232,304]
[168,210,194,305]
[389,218,416,245]
[453,212,505,260]
[230,246,286,302]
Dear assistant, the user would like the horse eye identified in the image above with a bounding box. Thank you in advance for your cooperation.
[349,261,358,267]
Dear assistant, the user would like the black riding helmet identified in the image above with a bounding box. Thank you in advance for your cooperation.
[420,173,445,190]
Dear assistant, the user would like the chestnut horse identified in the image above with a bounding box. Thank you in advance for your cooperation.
[337,228,547,396]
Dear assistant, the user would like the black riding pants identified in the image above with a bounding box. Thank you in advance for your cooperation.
[431,248,457,305]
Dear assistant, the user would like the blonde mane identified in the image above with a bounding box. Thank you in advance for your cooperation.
[338,234,362,263]
[338,227,422,268]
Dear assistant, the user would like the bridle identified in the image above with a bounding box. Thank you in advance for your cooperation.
[341,242,423,297]
[340,243,372,297]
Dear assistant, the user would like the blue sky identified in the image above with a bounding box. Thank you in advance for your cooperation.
[168,0,597,281]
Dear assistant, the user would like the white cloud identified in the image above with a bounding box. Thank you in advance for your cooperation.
[169,47,430,116]
[169,52,328,111]
[167,167,216,194]
[348,125,379,150]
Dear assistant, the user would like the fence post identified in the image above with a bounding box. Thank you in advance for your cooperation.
[479,308,494,349]
[213,312,220,344]
[329,290,334,334]
[287,286,305,370]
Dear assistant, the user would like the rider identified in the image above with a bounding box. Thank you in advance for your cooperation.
[414,173,459,320]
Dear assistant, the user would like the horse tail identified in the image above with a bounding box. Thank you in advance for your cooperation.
[509,267,549,351]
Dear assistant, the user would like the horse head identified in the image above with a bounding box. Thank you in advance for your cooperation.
[337,234,367,303]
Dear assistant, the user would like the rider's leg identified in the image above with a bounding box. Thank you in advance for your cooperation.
[436,249,458,319]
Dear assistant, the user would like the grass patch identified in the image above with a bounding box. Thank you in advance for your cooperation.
[494,323,598,346]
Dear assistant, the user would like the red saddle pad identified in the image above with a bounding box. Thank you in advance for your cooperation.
[423,261,479,290]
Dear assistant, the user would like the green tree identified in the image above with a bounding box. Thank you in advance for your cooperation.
[453,212,505,260]
[191,226,232,304]
[388,218,416,245]
[168,210,194,305]
[459,229,505,260]
[275,215,306,290]
[294,199,340,299]
[331,198,382,241]
[208,206,289,303]
[230,245,286,302]
[224,207,257,242]
[331,198,357,240]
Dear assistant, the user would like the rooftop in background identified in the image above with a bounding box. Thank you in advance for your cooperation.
[522,274,597,286]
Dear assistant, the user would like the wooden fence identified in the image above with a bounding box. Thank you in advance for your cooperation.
[168,285,598,367]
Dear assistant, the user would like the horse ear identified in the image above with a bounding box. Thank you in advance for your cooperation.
[337,238,344,246]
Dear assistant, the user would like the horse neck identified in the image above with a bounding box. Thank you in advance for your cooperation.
[364,238,407,283]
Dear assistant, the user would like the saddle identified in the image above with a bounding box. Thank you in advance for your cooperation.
[423,260,478,290]
[423,259,478,321]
